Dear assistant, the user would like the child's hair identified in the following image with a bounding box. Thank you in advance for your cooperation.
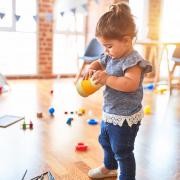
[95,2,136,40]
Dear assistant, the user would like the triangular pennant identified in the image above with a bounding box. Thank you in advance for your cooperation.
[71,8,76,15]
[33,15,38,22]
[82,4,88,12]
[0,12,5,19]
[45,12,53,22]
[60,11,65,16]
[15,15,21,21]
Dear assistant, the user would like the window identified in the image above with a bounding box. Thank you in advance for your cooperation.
[161,0,180,41]
[53,1,86,75]
[0,0,37,76]
[129,0,149,40]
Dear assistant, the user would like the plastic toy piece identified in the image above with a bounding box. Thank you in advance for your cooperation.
[76,78,103,97]
[66,117,73,125]
[144,83,154,90]
[88,119,98,125]
[76,108,86,116]
[22,121,33,130]
[154,88,167,94]
[75,142,88,151]
[144,105,151,115]
[48,107,55,116]
[37,112,43,118]
[29,121,33,129]
[22,121,26,130]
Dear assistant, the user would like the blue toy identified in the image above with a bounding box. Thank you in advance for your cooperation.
[66,117,73,125]
[48,107,55,116]
[144,83,154,90]
[88,119,98,125]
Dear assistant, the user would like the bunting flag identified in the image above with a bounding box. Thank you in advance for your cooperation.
[60,11,65,16]
[82,4,88,12]
[33,15,38,22]
[71,8,76,15]
[15,15,21,21]
[0,12,5,19]
[45,12,53,22]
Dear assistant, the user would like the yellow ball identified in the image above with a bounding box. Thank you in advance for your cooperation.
[144,105,151,114]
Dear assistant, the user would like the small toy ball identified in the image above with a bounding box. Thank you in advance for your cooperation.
[37,112,43,118]
[88,119,98,125]
[144,105,151,114]
[66,117,73,125]
[49,107,55,115]
[50,90,53,94]
[75,142,88,151]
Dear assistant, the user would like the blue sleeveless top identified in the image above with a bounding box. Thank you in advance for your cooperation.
[99,50,152,116]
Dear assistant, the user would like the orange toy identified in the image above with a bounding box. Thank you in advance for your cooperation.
[76,78,102,97]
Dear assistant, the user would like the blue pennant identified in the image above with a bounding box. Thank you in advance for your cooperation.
[82,4,88,12]
[15,15,20,21]
[60,11,64,16]
[33,15,38,22]
[71,8,76,15]
[0,12,5,19]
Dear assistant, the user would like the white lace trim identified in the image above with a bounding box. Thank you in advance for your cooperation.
[103,109,144,127]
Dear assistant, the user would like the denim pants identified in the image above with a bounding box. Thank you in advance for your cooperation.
[98,120,140,180]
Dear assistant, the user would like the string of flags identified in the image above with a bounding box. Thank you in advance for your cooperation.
[0,0,100,22]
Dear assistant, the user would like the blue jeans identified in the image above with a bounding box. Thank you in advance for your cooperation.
[98,120,140,180]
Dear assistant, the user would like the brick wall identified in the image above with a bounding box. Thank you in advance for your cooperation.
[37,0,55,76]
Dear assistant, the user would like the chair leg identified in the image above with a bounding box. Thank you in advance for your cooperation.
[74,62,87,84]
[169,63,177,94]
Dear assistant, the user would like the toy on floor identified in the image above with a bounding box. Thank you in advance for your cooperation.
[75,142,88,151]
[64,111,74,115]
[144,83,154,90]
[154,88,167,94]
[75,78,103,97]
[144,105,151,115]
[37,112,43,118]
[48,107,55,116]
[22,121,33,130]
[66,117,73,125]
[76,108,86,116]
[88,119,98,125]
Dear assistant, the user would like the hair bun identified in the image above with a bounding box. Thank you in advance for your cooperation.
[109,2,131,16]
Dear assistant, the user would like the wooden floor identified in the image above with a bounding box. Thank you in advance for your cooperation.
[0,79,180,180]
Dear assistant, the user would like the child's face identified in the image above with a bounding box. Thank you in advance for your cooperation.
[97,36,132,59]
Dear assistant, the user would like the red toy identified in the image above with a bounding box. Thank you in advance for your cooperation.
[75,142,88,151]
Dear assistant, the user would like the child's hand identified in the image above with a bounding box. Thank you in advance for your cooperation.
[83,68,96,80]
[92,70,108,85]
